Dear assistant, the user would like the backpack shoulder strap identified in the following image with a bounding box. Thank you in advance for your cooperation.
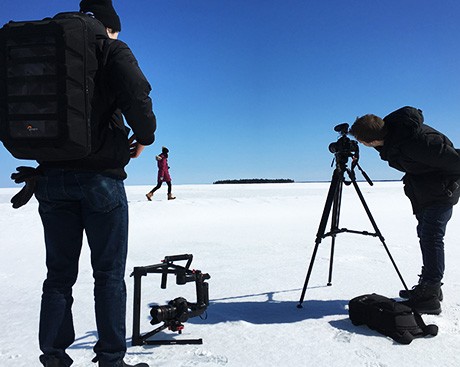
[413,311,438,337]
[101,38,118,67]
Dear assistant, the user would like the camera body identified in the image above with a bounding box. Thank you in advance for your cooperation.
[150,268,210,330]
[328,123,359,160]
[151,297,190,325]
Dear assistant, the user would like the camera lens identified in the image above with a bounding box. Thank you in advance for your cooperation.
[328,142,338,153]
[150,305,177,325]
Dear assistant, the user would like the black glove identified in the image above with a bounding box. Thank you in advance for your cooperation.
[10,166,40,209]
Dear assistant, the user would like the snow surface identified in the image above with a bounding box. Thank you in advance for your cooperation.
[0,181,459,367]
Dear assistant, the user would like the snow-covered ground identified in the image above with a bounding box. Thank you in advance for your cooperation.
[0,181,459,366]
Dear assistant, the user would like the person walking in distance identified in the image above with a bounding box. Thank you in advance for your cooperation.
[146,146,176,201]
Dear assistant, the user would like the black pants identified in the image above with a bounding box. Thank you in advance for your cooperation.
[416,204,453,283]
[149,181,172,195]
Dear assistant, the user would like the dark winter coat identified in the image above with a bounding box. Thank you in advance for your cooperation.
[376,106,460,213]
[156,153,171,182]
[40,38,156,179]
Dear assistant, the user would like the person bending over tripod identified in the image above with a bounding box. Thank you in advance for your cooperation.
[350,106,460,314]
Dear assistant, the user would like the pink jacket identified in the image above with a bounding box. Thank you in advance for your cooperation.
[156,153,171,182]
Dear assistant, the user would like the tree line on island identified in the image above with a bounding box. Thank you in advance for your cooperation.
[213,178,294,184]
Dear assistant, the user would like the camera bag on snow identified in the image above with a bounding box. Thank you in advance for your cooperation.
[348,293,438,344]
[0,12,109,161]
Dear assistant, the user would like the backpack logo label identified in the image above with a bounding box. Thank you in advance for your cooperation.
[26,124,40,133]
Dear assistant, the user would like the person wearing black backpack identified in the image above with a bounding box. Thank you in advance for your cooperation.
[350,106,460,315]
[33,1,155,367]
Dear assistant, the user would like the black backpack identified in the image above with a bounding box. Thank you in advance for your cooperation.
[348,293,438,344]
[0,12,108,161]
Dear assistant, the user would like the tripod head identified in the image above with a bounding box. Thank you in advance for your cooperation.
[328,123,372,186]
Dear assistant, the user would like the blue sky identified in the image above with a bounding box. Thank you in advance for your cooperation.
[1,0,460,187]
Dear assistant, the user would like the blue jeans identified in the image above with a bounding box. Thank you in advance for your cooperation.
[35,169,128,366]
[416,204,453,283]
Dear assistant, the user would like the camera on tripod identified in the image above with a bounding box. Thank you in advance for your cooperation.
[328,123,359,158]
[297,122,407,308]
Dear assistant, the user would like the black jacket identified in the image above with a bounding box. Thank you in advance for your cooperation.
[40,38,156,179]
[376,106,460,213]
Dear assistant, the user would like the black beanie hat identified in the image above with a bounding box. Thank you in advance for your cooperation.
[80,0,121,32]
[162,146,169,154]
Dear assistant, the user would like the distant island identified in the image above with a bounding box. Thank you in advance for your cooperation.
[213,178,294,184]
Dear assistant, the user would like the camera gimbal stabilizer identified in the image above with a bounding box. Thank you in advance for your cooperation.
[131,254,210,345]
[297,123,408,308]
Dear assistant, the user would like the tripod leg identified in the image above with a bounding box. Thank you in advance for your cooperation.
[297,238,323,308]
[350,178,409,290]
[327,178,343,286]
[298,170,341,308]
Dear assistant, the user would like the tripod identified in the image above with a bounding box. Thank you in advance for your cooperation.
[297,153,408,308]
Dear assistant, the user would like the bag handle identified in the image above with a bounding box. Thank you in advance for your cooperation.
[413,311,438,337]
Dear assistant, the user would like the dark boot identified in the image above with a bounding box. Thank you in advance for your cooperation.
[400,284,443,301]
[399,269,443,301]
[45,358,61,367]
[98,361,149,367]
[39,356,68,367]
[401,281,442,315]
